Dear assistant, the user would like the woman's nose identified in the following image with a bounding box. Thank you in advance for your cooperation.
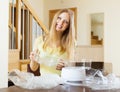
[58,20,64,25]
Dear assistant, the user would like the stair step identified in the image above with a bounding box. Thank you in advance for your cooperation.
[91,32,93,35]
[91,39,102,45]
[91,35,98,39]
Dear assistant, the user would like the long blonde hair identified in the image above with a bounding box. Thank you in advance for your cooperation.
[43,9,75,59]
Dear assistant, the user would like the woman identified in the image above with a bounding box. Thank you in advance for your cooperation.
[28,8,76,76]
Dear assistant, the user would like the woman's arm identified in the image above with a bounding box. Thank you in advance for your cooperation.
[28,51,40,76]
[56,59,75,70]
[27,63,40,76]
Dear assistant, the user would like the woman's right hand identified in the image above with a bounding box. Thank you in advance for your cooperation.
[29,49,40,62]
[56,59,66,70]
[29,51,36,62]
[29,50,40,71]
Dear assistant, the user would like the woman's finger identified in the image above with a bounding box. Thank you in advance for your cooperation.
[56,62,65,70]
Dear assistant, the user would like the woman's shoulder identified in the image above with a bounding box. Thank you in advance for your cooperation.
[35,36,44,43]
[33,35,44,49]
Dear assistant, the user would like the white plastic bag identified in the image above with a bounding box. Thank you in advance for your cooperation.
[8,69,63,89]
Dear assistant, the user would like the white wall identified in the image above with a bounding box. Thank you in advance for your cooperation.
[0,0,9,88]
[29,0,44,22]
[43,0,91,45]
[26,0,120,76]
[42,0,120,76]
[79,0,120,76]
[3,0,120,88]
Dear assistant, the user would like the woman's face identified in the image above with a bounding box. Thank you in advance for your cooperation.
[56,12,70,32]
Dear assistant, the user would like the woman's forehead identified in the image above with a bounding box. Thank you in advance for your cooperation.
[58,12,70,20]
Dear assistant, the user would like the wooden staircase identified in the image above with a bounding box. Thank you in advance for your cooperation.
[91,32,103,45]
[8,0,49,72]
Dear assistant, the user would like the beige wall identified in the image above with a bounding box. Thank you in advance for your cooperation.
[0,0,8,88]
[0,0,119,87]
[40,0,120,76]
[75,46,104,61]
[29,0,120,76]
[78,0,120,76]
[29,0,44,22]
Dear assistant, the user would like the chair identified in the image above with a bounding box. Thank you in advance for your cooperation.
[75,61,104,76]
[19,59,30,71]
[89,61,104,76]
[91,61,104,70]
[104,62,112,75]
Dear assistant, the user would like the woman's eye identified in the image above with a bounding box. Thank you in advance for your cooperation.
[57,17,69,25]
[57,17,61,20]
[63,20,69,25]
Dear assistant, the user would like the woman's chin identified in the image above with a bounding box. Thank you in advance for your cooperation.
[56,29,62,32]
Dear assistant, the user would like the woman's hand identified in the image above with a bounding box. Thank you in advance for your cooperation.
[29,49,40,62]
[29,51,36,62]
[29,50,40,71]
[56,59,65,70]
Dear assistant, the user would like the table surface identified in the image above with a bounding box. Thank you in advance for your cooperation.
[0,85,120,92]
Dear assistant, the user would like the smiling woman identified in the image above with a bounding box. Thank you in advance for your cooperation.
[8,8,76,89]
[49,8,77,39]
[28,8,76,76]
[56,12,70,32]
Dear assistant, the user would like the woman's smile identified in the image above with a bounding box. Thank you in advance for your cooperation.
[56,12,70,32]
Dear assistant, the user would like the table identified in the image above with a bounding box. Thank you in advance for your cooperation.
[0,85,120,92]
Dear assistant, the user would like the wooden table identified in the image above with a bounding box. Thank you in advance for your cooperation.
[0,85,120,92]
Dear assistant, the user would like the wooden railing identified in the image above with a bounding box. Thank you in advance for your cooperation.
[8,22,16,32]
[8,0,49,71]
[21,0,49,34]
[9,0,49,58]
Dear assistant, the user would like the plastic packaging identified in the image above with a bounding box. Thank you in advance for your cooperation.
[85,69,120,90]
[8,69,63,89]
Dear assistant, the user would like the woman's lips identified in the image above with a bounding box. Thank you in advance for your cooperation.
[56,24,62,29]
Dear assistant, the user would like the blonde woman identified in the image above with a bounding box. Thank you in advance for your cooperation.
[29,9,76,76]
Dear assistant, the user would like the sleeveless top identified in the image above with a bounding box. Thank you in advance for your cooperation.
[33,36,67,75]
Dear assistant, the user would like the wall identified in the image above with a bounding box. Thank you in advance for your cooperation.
[75,46,104,61]
[42,0,120,76]
[43,0,91,45]
[0,0,9,88]
[79,0,120,76]
[29,0,44,22]
[28,0,120,75]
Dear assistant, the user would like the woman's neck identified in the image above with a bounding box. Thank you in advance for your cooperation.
[51,38,61,48]
[47,31,63,48]
[56,31,63,40]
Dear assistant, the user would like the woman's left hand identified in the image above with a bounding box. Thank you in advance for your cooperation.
[56,59,65,70]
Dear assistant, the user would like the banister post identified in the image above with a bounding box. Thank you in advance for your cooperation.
[16,0,21,50]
